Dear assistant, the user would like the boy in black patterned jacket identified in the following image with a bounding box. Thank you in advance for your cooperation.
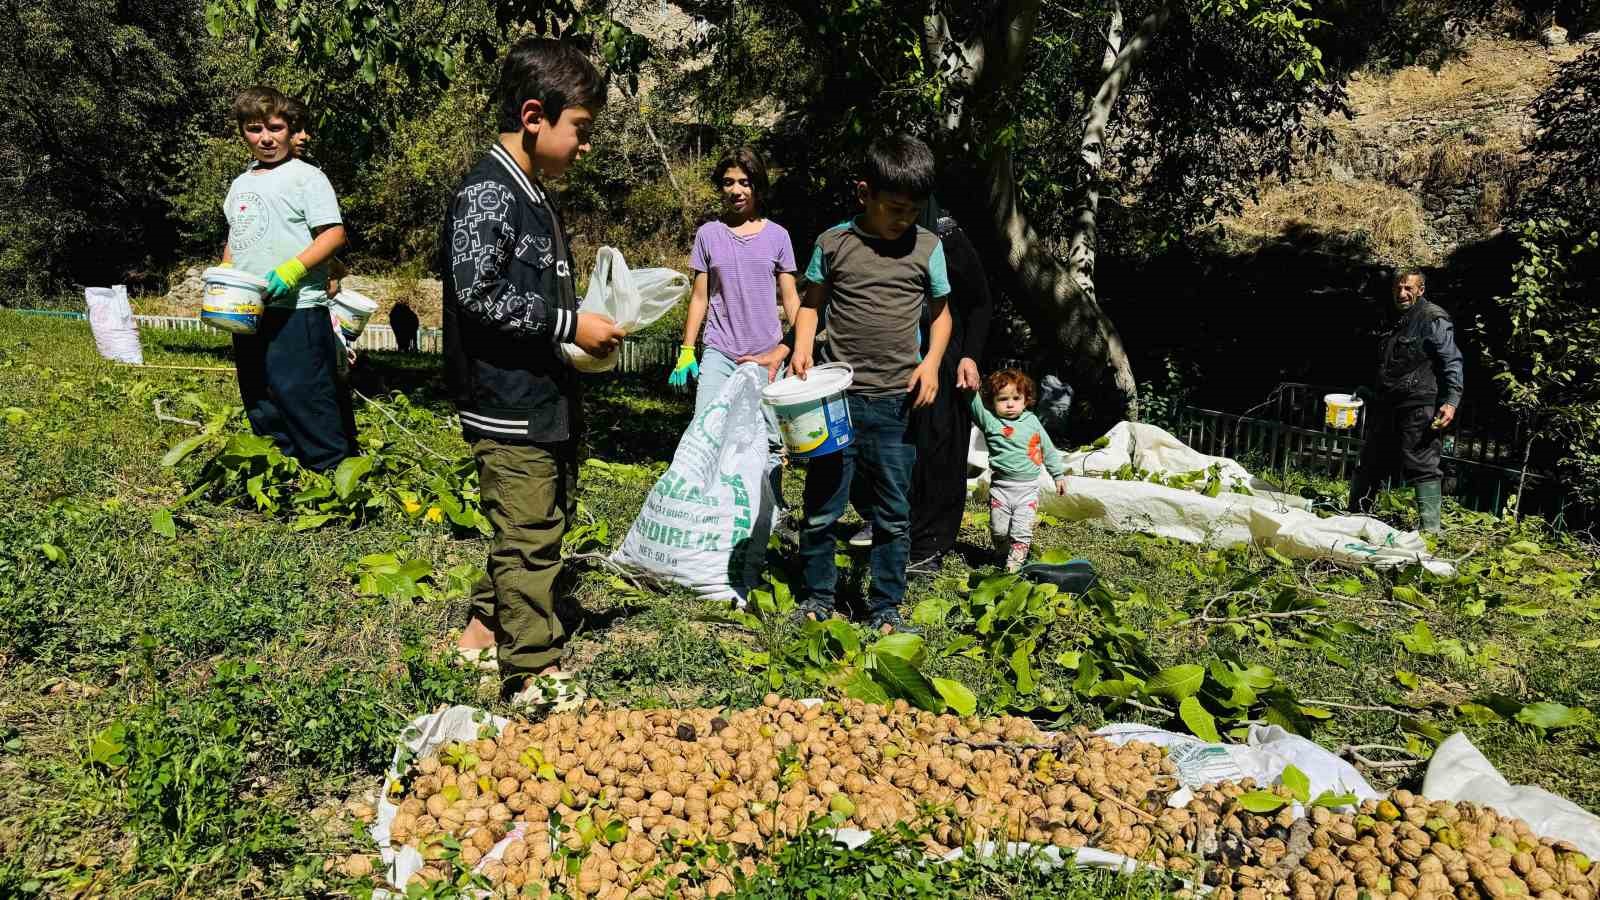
[442,37,624,706]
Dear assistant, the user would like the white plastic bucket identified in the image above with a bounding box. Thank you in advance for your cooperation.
[762,363,855,458]
[330,289,378,342]
[1324,393,1364,430]
[200,267,267,335]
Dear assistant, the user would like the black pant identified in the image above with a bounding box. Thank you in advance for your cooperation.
[908,362,973,558]
[233,306,356,472]
[1349,401,1441,512]
[853,359,972,559]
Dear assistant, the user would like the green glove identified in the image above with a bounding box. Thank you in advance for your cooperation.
[265,258,307,300]
[668,345,699,388]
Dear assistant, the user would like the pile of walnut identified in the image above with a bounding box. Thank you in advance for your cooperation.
[1199,788,1598,900]
[357,697,1596,900]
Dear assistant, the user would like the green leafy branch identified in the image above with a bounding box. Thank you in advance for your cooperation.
[157,393,490,534]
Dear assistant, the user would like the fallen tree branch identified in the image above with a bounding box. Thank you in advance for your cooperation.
[353,390,455,464]
[1117,697,1174,718]
[1186,608,1333,626]
[1337,743,1424,772]
[567,551,654,592]
[1304,700,1414,716]
[153,398,201,429]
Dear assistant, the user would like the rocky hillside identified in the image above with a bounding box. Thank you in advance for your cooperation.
[1218,33,1591,266]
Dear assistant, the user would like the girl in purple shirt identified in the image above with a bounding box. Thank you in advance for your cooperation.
[670,147,801,402]
[669,148,802,505]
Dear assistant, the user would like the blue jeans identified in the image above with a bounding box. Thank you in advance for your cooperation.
[799,394,917,618]
[696,347,786,509]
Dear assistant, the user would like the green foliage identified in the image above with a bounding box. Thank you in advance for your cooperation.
[88,659,297,880]
[1525,43,1600,231]
[708,573,960,712]
[169,135,257,252]
[0,0,225,292]
[734,815,1185,898]
[1480,218,1600,509]
[161,391,491,534]
[204,0,647,127]
[341,75,496,263]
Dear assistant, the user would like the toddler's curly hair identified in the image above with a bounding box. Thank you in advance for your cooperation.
[982,368,1036,407]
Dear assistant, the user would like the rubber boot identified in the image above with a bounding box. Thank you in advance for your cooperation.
[1415,480,1443,534]
[1348,469,1378,514]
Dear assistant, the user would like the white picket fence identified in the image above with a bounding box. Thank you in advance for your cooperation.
[128,314,678,374]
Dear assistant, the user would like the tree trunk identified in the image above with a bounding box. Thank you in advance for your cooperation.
[950,145,1140,415]
[1066,3,1170,303]
[928,0,1168,421]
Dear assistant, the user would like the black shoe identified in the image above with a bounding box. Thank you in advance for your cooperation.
[867,609,917,635]
[1017,558,1099,594]
[847,523,873,548]
[789,601,833,626]
[906,552,943,576]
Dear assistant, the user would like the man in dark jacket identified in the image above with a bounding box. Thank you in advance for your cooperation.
[1348,270,1464,533]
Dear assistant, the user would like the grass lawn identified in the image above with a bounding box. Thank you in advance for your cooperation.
[1,311,1596,898]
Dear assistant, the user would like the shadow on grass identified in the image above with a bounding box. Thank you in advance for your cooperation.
[583,371,692,464]
[350,356,690,465]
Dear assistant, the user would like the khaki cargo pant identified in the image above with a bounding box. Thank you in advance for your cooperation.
[468,439,577,686]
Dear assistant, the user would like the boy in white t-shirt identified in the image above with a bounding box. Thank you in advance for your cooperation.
[221,85,354,471]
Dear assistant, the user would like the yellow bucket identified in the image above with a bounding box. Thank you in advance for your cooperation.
[1324,393,1364,430]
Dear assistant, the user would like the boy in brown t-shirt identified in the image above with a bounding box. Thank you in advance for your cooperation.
[790,134,952,633]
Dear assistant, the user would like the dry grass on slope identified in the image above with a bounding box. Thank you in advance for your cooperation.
[1347,36,1584,120]
[1219,179,1435,266]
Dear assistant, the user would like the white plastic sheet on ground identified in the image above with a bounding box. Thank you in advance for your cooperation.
[1424,733,1600,857]
[968,421,1454,576]
[372,705,514,896]
[85,285,144,365]
[369,705,1195,896]
[1096,723,1380,813]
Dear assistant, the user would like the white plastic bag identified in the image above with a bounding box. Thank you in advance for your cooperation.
[1097,723,1379,810]
[85,286,144,365]
[563,246,690,373]
[1423,733,1600,857]
[612,365,774,602]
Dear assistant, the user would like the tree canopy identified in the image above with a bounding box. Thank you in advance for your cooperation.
[0,0,1582,426]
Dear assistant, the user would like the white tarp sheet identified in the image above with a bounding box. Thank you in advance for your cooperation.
[1096,722,1380,810]
[1424,733,1600,857]
[969,421,1454,576]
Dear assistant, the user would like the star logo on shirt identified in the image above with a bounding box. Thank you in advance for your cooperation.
[1002,425,1014,439]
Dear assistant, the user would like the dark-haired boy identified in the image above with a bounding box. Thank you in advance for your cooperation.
[791,134,952,633]
[223,85,353,471]
[443,37,625,706]
[282,96,357,375]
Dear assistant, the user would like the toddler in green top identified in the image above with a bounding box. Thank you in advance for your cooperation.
[970,368,1069,571]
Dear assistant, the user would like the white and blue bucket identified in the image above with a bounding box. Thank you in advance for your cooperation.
[762,363,855,458]
[200,266,267,335]
[330,288,379,342]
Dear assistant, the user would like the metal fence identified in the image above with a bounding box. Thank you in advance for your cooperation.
[1174,383,1573,523]
[10,309,683,375]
